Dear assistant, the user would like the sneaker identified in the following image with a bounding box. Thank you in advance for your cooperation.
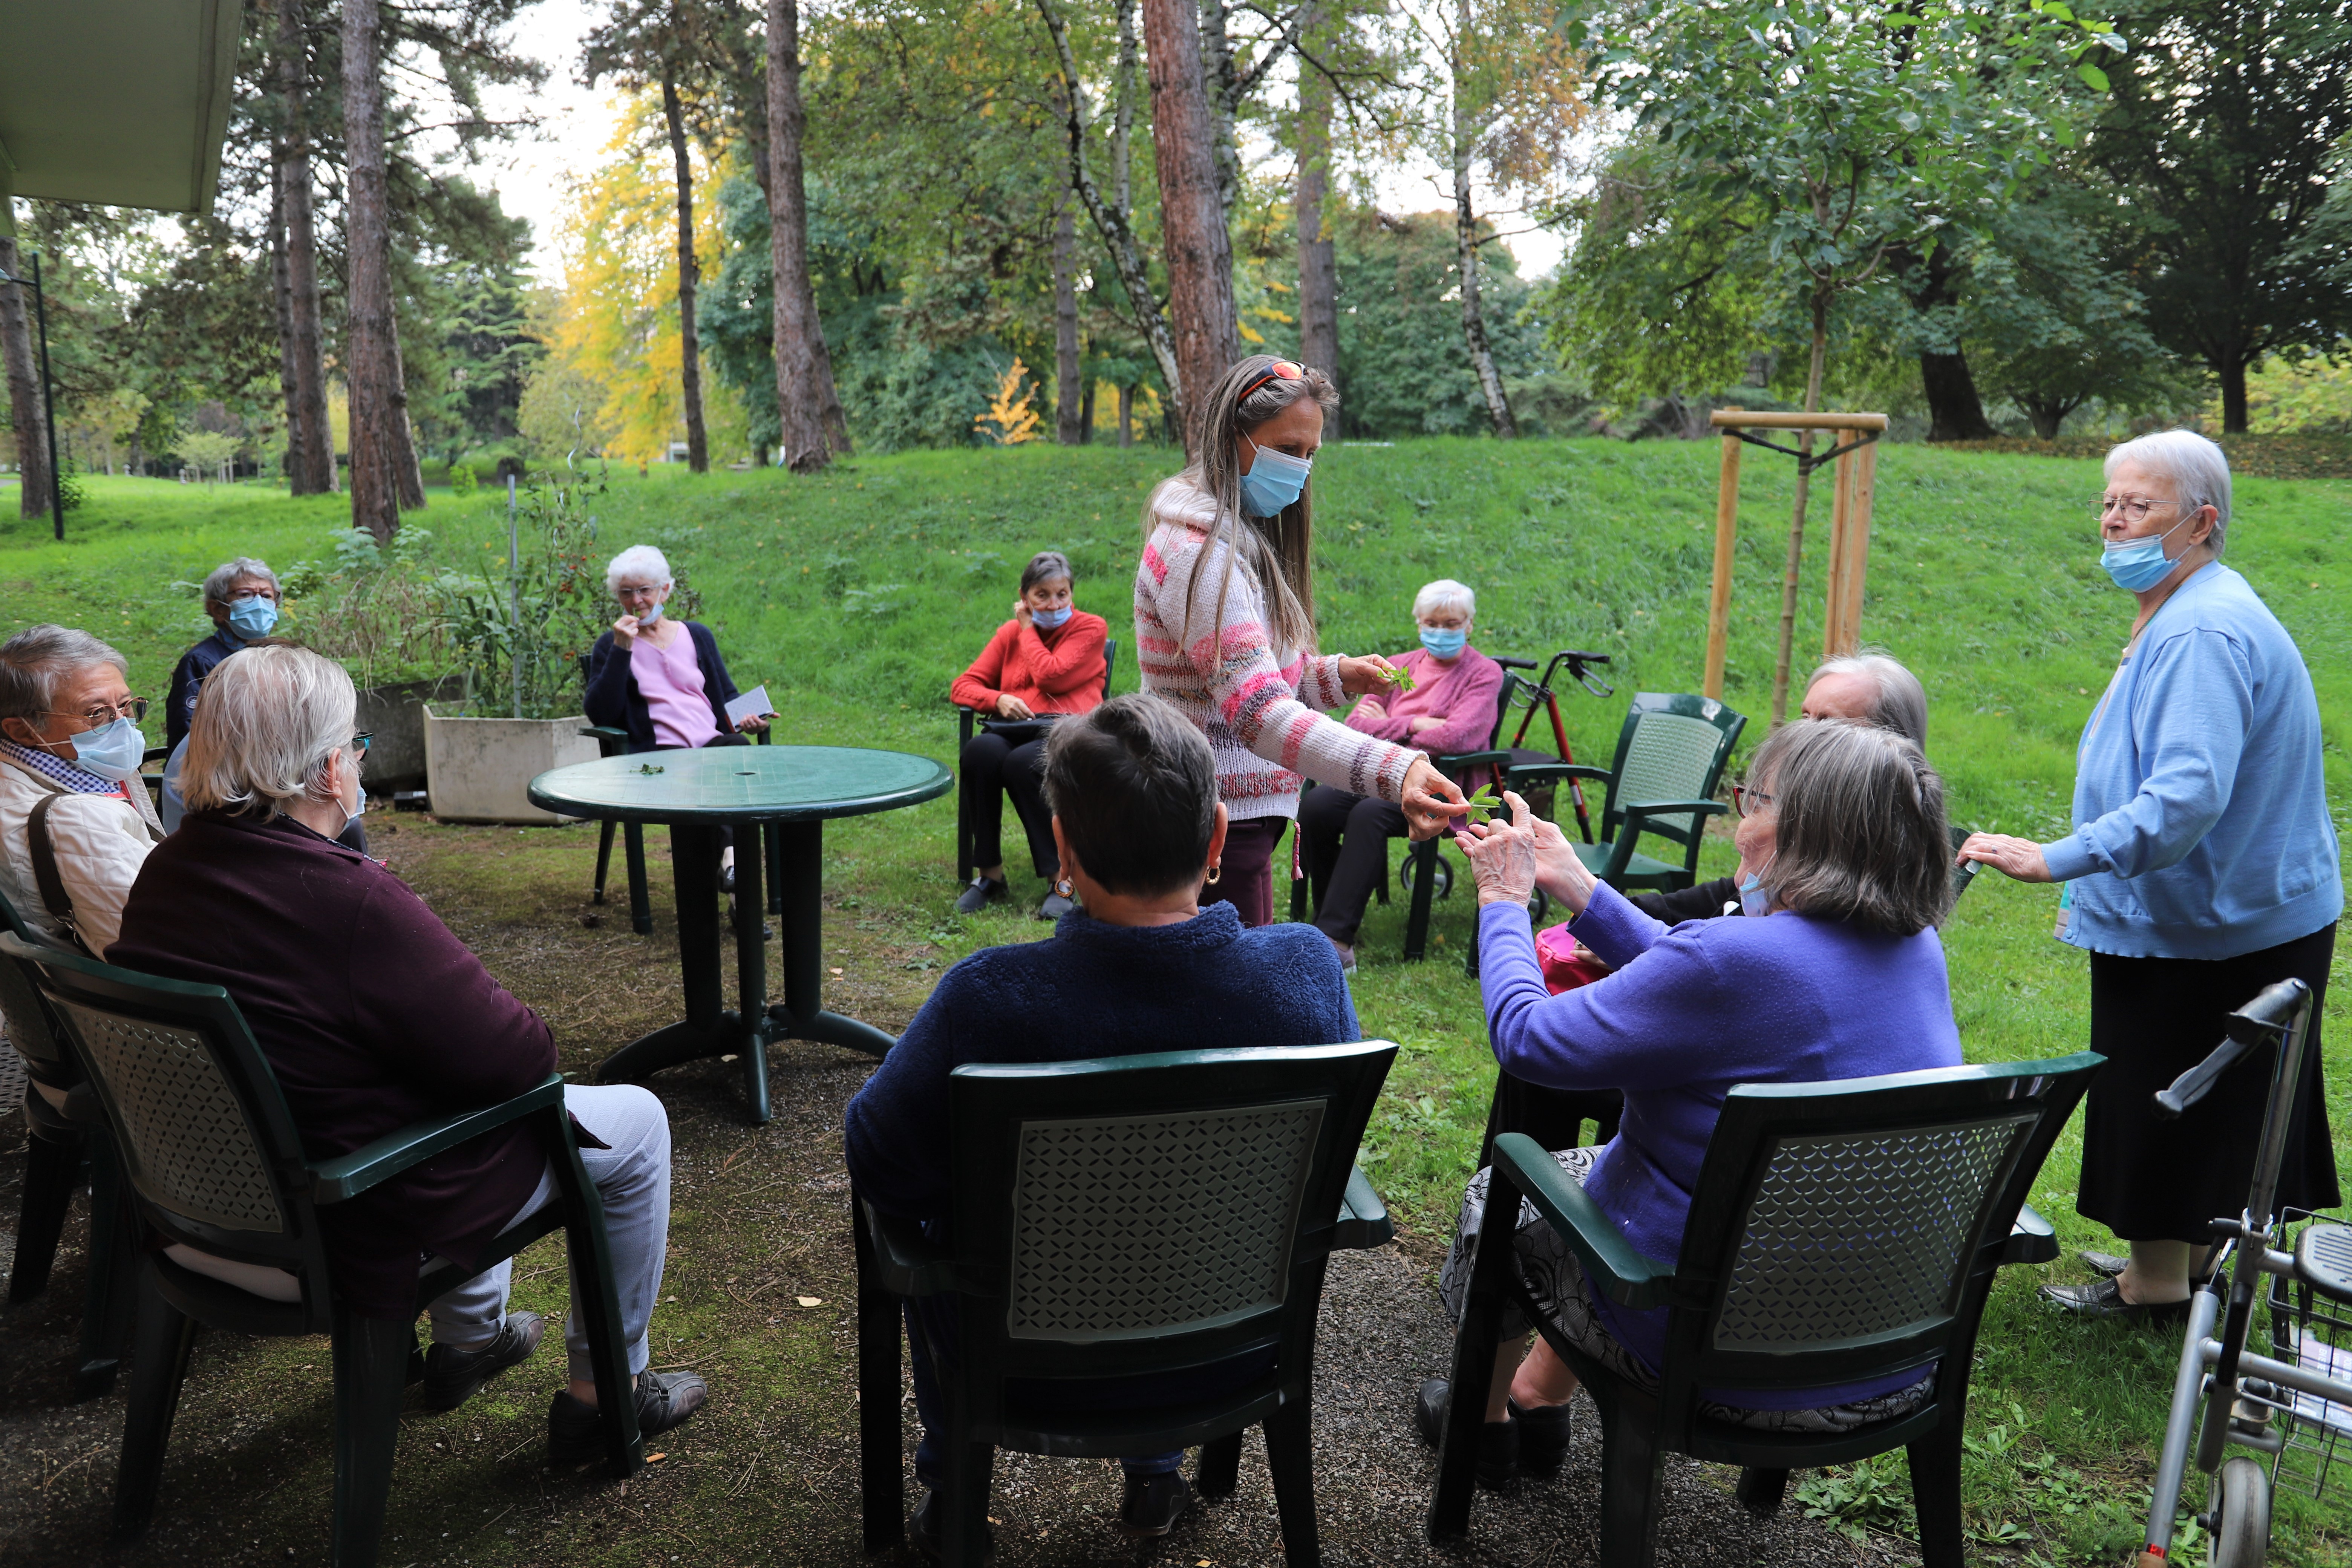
[545,1369,709,1466]
[1118,1470,1193,1538]
[908,1485,994,1562]
[954,876,1007,916]
[421,1310,543,1412]
[1511,1395,1573,1477]
[1414,1376,1518,1488]
[1038,891,1077,921]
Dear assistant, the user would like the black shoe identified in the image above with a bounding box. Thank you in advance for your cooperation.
[908,1485,995,1562]
[1038,892,1077,921]
[720,862,737,894]
[2080,1248,2217,1288]
[545,1369,709,1466]
[1511,1395,1573,1477]
[2040,1274,2193,1325]
[1118,1470,1193,1538]
[1414,1376,1519,1487]
[726,899,773,939]
[422,1310,543,1411]
[954,876,1007,916]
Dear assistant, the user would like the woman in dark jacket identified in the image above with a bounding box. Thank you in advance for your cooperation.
[110,644,707,1462]
[583,544,768,753]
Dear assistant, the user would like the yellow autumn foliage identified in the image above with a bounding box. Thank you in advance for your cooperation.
[974,358,1042,446]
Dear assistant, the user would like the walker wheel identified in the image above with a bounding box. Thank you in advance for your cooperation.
[2209,1455,2271,1568]
[1398,855,1452,901]
[2295,1222,2352,1305]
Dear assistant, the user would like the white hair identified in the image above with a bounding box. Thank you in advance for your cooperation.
[202,556,279,607]
[0,626,128,725]
[605,544,674,596]
[2105,429,2231,557]
[1808,651,1929,749]
[1413,579,1475,621]
[179,644,357,819]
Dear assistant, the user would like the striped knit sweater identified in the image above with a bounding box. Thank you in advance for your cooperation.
[1134,477,1421,821]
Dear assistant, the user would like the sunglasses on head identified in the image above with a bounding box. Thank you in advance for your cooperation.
[1234,359,1305,404]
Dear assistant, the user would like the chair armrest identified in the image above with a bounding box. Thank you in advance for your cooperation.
[1437,749,1512,773]
[1619,799,1728,826]
[1490,1133,1675,1310]
[862,1200,966,1297]
[1504,763,1613,787]
[309,1072,565,1204]
[1334,1165,1393,1251]
[2001,1202,2058,1267]
[141,747,170,768]
[580,724,629,741]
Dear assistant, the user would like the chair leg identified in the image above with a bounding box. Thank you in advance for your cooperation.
[76,1140,138,1397]
[550,1113,641,1478]
[854,1207,905,1554]
[330,1303,414,1568]
[112,1265,198,1539]
[593,819,616,903]
[1736,1466,1790,1517]
[1908,1419,1966,1568]
[1402,838,1440,962]
[1594,1400,1664,1568]
[1197,1430,1243,1499]
[1429,1165,1521,1542]
[1265,1396,1321,1568]
[8,1125,80,1303]
[941,1438,994,1568]
[624,823,652,935]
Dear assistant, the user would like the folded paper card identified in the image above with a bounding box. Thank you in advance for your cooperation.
[725,686,774,728]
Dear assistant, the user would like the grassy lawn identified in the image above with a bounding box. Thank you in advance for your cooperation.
[0,439,2346,1565]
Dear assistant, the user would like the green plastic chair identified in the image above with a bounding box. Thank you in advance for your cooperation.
[856,1040,1399,1568]
[1,933,644,1565]
[1506,692,1746,893]
[1427,1052,2103,1566]
[952,639,1118,883]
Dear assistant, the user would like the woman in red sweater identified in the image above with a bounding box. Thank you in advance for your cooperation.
[949,550,1109,918]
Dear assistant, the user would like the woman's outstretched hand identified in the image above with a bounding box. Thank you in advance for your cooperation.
[1955,831,2053,883]
[1455,790,1599,913]
[1456,793,1540,906]
[1338,654,1403,697]
[1399,756,1468,840]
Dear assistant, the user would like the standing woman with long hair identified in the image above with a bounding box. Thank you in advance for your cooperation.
[1133,355,1467,926]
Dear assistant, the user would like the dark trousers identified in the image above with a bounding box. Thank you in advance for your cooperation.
[1296,786,1406,946]
[1628,876,1739,924]
[959,733,1056,879]
[1203,817,1288,929]
[2079,922,2339,1242]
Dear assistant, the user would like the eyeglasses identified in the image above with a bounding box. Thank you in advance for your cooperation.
[351,732,373,757]
[1732,784,1774,818]
[46,697,149,729]
[2094,495,2178,525]
[1235,359,1305,404]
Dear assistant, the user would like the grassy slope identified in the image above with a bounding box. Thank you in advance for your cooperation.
[5,443,2347,1564]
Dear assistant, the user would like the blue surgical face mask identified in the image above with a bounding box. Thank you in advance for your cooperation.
[1031,605,1073,631]
[1237,446,1312,517]
[227,595,279,639]
[1738,871,1773,918]
[1419,625,1467,660]
[2101,514,2192,592]
[67,717,147,782]
[638,600,664,626]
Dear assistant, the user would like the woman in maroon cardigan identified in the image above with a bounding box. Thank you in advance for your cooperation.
[109,645,706,1462]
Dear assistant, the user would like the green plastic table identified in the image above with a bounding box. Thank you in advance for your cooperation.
[528,745,951,1123]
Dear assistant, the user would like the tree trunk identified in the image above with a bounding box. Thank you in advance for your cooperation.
[390,331,426,509]
[1451,14,1515,439]
[278,0,335,494]
[766,0,845,472]
[1080,378,1095,443]
[1142,0,1239,444]
[271,153,300,484]
[0,220,51,524]
[2025,399,2068,440]
[1119,383,1135,447]
[2220,355,2249,433]
[343,0,403,539]
[663,67,710,473]
[1052,197,1085,445]
[1198,0,1243,222]
[1920,349,1996,441]
[1772,289,1831,725]
[1294,18,1340,391]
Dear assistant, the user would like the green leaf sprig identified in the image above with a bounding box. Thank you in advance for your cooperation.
[637,763,666,775]
[1461,784,1501,824]
[1383,665,1416,691]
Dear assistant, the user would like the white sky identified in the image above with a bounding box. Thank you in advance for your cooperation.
[477,0,1567,284]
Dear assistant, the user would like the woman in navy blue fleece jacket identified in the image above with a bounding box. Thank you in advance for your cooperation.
[1416,718,1961,1484]
[844,692,1357,1549]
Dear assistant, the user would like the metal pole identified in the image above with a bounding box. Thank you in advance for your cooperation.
[507,474,522,719]
[29,254,61,541]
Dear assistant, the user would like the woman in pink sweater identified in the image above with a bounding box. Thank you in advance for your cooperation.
[1298,578,1503,968]
[1133,355,1466,926]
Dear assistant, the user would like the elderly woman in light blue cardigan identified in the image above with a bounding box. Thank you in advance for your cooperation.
[1961,429,2343,1326]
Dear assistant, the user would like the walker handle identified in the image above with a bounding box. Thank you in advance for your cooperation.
[2227,977,2312,1043]
[2154,1035,2258,1119]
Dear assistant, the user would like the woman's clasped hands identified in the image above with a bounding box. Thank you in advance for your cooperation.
[1454,790,1600,916]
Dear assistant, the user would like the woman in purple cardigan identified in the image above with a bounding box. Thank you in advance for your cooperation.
[1296,578,1504,969]
[1415,718,1960,1485]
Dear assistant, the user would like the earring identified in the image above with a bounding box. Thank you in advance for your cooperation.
[1204,864,1222,886]
[1055,877,1075,898]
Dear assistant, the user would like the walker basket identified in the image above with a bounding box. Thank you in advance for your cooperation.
[2263,1210,2352,1502]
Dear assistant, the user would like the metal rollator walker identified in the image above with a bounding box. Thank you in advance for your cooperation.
[2139,975,2344,1568]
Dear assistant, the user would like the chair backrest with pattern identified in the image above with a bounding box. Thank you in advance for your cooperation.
[0,933,332,1305]
[1657,1054,2101,1425]
[0,884,75,1087]
[946,1041,1395,1400]
[1102,639,1119,699]
[1600,692,1746,850]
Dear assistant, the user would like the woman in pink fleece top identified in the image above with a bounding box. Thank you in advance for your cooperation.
[1298,578,1503,968]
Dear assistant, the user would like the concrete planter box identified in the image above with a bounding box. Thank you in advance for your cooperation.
[422,707,599,824]
[354,677,464,794]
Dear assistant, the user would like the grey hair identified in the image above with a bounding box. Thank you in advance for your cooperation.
[0,625,129,725]
[202,557,279,608]
[1808,651,1928,748]
[2105,429,2232,557]
[179,644,358,819]
[1021,550,1074,595]
[1413,579,1475,621]
[605,544,673,596]
[1746,718,1950,936]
